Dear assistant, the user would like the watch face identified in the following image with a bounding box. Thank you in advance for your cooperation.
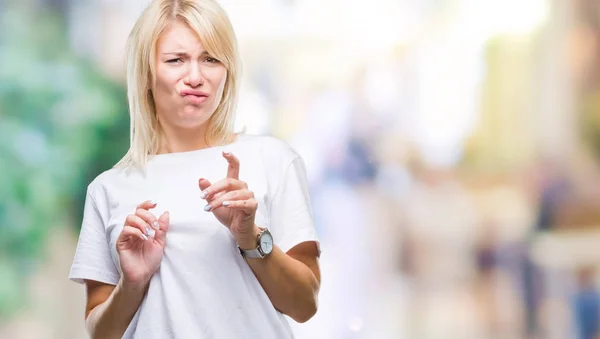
[260,232,274,254]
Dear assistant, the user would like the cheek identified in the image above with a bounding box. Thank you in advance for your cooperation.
[214,70,228,98]
[155,67,180,94]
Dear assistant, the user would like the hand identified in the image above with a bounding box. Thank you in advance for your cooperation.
[199,151,259,249]
[116,200,169,286]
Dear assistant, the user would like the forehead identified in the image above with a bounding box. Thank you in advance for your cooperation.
[156,20,203,52]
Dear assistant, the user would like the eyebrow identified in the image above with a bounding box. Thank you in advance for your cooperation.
[161,51,211,57]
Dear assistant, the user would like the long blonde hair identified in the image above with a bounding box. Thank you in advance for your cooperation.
[115,0,240,170]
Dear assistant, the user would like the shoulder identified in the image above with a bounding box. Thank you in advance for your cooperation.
[86,166,137,200]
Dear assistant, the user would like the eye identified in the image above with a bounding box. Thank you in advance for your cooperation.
[166,58,182,64]
[205,57,220,64]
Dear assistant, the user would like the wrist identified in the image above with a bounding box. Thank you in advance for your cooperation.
[236,225,261,250]
[120,275,151,292]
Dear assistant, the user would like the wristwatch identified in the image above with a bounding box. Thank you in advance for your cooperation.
[238,228,274,259]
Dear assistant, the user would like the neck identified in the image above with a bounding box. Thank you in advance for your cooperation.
[156,122,210,154]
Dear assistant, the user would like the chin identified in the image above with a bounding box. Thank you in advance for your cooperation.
[176,107,214,127]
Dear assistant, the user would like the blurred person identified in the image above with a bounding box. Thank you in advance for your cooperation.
[474,222,509,337]
[522,160,570,338]
[68,1,321,338]
[534,160,570,233]
[572,267,600,339]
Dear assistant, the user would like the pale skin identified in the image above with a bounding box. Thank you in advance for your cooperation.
[83,19,320,339]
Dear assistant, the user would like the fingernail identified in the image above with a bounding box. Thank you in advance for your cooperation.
[222,201,231,207]
[152,220,159,230]
[204,204,212,212]
[141,234,149,241]
[223,151,231,156]
[200,190,208,199]
[145,226,150,236]
[150,200,158,205]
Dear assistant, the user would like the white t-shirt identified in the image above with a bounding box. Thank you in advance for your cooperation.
[69,135,319,339]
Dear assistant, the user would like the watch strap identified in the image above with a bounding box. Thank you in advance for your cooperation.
[238,246,265,259]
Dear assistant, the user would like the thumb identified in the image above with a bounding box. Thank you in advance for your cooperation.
[154,211,170,247]
[199,178,211,192]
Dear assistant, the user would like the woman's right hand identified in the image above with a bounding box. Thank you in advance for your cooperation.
[116,200,169,286]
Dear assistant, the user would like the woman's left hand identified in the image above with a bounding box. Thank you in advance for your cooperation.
[198,151,259,249]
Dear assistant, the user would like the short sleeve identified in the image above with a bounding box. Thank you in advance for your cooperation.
[269,155,320,254]
[69,188,120,285]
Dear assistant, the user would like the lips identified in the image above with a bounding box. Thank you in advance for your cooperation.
[181,89,209,97]
[181,89,209,105]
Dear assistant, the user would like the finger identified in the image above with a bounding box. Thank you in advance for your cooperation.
[124,214,151,237]
[121,225,149,242]
[201,178,248,201]
[137,200,158,210]
[204,189,254,212]
[221,198,258,215]
[153,211,170,247]
[199,178,211,191]
[205,188,231,205]
[199,178,212,199]
[136,208,159,230]
[222,151,240,179]
[209,191,226,202]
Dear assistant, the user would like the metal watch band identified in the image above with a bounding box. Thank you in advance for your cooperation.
[238,246,265,259]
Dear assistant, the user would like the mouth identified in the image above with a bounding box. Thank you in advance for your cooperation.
[183,94,208,105]
[181,89,209,105]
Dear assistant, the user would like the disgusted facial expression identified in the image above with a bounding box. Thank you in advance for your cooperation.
[153,19,227,131]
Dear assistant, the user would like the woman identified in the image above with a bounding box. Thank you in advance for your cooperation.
[68,0,321,338]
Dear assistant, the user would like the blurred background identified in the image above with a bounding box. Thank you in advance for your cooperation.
[2,0,600,338]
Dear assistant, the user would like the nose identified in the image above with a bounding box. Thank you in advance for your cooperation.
[184,62,205,87]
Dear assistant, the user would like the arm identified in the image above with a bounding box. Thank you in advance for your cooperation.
[84,279,149,339]
[200,151,321,322]
[242,235,321,323]
[81,200,170,338]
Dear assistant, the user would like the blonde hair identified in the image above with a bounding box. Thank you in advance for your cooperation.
[115,0,240,170]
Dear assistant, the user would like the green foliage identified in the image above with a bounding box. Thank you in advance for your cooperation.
[0,4,129,318]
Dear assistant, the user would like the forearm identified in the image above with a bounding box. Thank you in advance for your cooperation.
[245,246,319,323]
[86,278,148,339]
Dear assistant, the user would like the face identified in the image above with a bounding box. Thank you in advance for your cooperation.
[153,20,227,130]
[260,232,274,254]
